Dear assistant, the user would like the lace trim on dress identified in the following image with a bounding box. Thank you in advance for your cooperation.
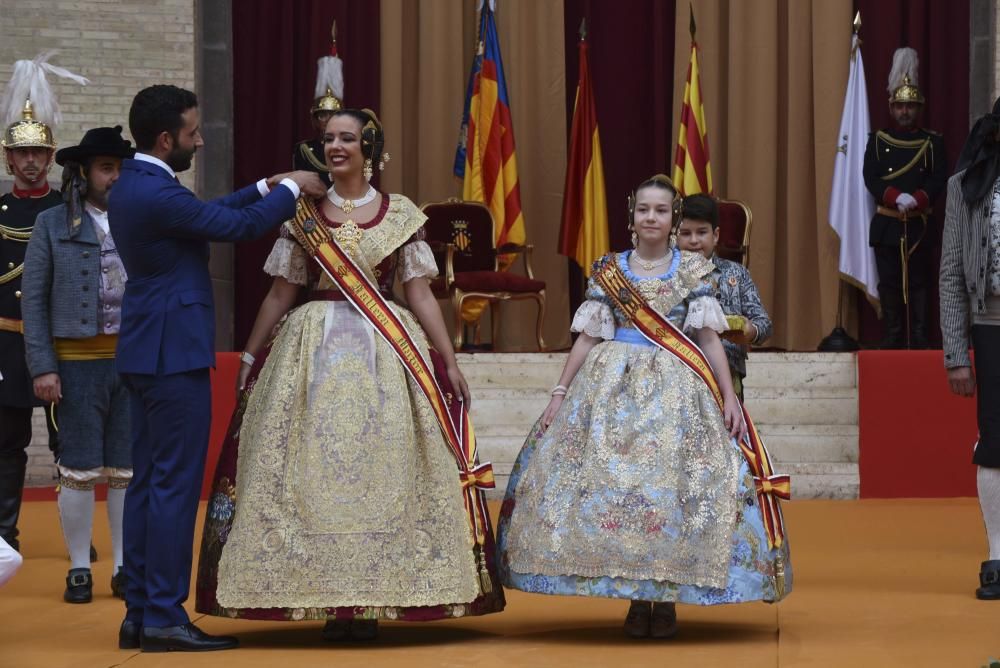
[571,299,616,340]
[399,240,439,283]
[263,237,310,286]
[683,295,729,333]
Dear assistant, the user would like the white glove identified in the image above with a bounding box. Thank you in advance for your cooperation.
[895,192,918,212]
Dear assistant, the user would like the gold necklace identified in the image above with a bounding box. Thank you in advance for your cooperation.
[632,250,671,271]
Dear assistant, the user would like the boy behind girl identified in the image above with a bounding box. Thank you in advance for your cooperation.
[676,195,772,399]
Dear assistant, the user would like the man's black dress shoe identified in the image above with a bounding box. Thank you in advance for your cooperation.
[110,571,126,599]
[141,623,239,652]
[64,568,93,603]
[119,619,141,650]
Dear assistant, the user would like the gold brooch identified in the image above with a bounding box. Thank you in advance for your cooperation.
[334,219,364,254]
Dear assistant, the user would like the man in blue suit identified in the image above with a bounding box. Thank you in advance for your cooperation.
[109,85,324,652]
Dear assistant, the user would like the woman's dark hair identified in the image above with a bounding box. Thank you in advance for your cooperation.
[328,108,385,165]
[680,193,718,229]
[128,85,198,152]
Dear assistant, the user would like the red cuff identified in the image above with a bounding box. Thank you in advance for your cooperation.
[882,186,901,206]
[912,190,929,211]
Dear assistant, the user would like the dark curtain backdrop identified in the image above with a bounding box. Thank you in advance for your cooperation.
[853,0,970,347]
[232,0,380,348]
[562,0,676,307]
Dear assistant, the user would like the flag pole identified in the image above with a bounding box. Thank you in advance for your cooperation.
[818,13,863,352]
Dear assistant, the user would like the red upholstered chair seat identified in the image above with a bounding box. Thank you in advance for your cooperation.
[453,271,546,293]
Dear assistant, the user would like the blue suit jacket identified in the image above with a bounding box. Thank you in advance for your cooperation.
[108,158,296,375]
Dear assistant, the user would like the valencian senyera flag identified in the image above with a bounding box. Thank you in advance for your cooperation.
[672,13,712,196]
[829,25,879,302]
[558,27,609,278]
[454,0,525,323]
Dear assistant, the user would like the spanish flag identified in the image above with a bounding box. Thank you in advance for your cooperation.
[558,30,608,278]
[454,1,525,322]
[672,14,713,196]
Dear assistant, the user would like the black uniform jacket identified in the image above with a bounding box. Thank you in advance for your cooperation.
[0,189,61,407]
[292,139,332,188]
[862,127,947,247]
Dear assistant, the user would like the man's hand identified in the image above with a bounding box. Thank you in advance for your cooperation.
[895,192,918,212]
[33,373,62,404]
[947,366,976,397]
[285,171,327,199]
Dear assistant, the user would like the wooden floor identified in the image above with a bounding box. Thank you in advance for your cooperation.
[2,498,998,668]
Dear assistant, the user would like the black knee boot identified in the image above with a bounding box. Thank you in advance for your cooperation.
[906,288,930,349]
[0,409,31,551]
[878,290,904,349]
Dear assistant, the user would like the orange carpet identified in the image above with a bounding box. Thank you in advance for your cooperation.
[2,498,998,668]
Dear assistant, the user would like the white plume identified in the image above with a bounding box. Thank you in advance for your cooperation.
[0,51,89,129]
[887,47,919,94]
[315,55,344,101]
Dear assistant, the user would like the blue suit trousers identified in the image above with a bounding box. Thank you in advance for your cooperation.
[121,369,211,628]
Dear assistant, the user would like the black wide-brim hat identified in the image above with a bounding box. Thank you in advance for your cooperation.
[55,125,135,166]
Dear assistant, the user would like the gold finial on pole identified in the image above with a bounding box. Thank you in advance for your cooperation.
[853,11,861,34]
[689,3,697,39]
[331,19,337,43]
[579,17,587,41]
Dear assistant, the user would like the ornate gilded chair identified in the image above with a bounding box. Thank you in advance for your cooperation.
[715,197,752,268]
[421,198,546,351]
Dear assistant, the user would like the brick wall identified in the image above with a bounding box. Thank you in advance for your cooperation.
[0,0,196,486]
[0,0,196,190]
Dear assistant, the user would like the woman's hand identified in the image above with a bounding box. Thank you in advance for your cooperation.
[723,393,747,442]
[447,364,472,407]
[236,363,252,399]
[540,396,564,431]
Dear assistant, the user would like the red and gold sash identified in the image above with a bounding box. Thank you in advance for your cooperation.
[286,198,495,548]
[594,254,790,549]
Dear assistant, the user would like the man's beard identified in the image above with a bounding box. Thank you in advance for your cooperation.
[165,145,196,173]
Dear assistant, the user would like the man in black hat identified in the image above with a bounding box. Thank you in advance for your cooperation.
[21,126,136,603]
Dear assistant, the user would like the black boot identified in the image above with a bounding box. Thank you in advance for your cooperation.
[906,288,930,349]
[977,560,1000,600]
[878,290,904,350]
[0,441,29,552]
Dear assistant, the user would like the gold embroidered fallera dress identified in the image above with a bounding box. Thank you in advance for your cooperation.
[195,194,504,621]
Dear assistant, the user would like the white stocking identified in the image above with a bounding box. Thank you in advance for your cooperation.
[58,486,94,570]
[977,466,1000,561]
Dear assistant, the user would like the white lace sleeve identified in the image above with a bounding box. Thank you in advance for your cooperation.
[399,240,439,283]
[263,237,309,286]
[571,299,616,340]
[684,295,729,333]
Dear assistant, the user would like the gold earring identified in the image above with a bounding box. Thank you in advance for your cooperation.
[363,158,373,182]
[379,152,390,172]
[630,230,638,247]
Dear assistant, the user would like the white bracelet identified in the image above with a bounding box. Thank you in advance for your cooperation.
[240,351,256,367]
[550,384,568,397]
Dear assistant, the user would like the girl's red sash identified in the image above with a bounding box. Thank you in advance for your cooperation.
[594,256,790,549]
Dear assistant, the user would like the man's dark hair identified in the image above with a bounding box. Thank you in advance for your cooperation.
[128,85,198,151]
[681,193,719,229]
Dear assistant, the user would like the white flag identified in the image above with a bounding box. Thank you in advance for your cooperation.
[829,34,879,302]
